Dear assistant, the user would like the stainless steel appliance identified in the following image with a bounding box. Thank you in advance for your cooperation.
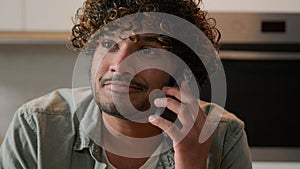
[201,12,300,161]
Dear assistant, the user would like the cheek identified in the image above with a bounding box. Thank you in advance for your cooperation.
[91,55,109,82]
[145,70,172,89]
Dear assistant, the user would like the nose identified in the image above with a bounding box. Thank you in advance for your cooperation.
[109,42,136,75]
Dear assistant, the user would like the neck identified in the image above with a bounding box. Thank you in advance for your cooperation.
[100,112,164,169]
[101,112,164,158]
[102,112,161,138]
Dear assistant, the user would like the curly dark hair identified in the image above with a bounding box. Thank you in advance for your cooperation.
[69,0,221,87]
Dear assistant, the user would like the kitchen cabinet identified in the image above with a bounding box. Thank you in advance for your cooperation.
[1,0,300,32]
[203,0,300,13]
[0,0,83,32]
[0,0,84,42]
[0,0,24,31]
[25,0,83,32]
[1,0,299,42]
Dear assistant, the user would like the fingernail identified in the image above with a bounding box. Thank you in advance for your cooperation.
[181,81,187,88]
[148,115,158,122]
[162,86,170,91]
[154,98,166,107]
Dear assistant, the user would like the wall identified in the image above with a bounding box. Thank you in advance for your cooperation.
[0,44,78,138]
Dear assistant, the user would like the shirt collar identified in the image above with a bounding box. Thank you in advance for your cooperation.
[70,87,175,168]
[71,87,102,151]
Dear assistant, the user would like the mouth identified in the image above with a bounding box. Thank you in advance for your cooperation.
[100,74,148,93]
[102,80,147,93]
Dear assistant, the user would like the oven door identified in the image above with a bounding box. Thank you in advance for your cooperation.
[201,49,300,161]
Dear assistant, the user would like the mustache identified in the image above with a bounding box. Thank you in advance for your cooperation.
[101,74,148,89]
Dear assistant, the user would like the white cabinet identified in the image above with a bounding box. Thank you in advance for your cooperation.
[0,0,24,31]
[1,0,299,32]
[25,0,84,32]
[203,0,300,13]
[0,0,83,32]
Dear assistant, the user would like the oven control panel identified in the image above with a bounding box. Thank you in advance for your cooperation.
[208,12,300,44]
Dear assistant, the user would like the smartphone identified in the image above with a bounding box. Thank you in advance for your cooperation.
[155,77,180,123]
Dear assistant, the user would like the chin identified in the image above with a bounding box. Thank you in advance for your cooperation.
[97,101,153,123]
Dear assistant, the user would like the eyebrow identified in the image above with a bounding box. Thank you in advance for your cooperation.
[140,35,159,42]
[99,31,164,47]
[100,31,116,37]
[138,35,168,47]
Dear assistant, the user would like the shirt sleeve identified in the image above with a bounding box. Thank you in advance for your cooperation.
[221,128,253,169]
[0,108,38,169]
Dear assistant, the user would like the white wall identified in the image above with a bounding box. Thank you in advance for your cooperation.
[0,44,78,138]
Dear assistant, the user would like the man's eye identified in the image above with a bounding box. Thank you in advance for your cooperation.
[101,40,117,50]
[140,47,156,55]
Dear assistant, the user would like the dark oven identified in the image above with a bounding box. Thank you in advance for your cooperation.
[201,12,300,161]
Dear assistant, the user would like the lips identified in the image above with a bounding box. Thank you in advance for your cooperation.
[100,73,148,93]
[104,80,145,93]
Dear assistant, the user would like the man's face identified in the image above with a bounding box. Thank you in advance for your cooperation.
[91,32,177,121]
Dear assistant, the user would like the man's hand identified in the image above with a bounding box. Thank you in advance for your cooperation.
[149,81,215,169]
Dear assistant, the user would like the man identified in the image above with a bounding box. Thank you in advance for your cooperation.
[0,0,252,169]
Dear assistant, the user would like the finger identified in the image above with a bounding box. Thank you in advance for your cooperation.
[162,86,181,101]
[179,105,193,125]
[180,81,202,120]
[154,97,181,115]
[162,81,196,104]
[154,96,197,130]
[148,115,183,143]
[154,97,195,138]
[180,81,199,106]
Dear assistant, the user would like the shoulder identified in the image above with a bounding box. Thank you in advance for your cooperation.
[200,100,246,149]
[15,87,93,132]
[200,101,252,168]
[200,100,245,132]
[21,87,92,115]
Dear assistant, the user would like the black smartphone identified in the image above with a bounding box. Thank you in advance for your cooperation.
[156,77,180,123]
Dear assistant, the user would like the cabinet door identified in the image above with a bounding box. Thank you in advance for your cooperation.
[0,0,24,31]
[25,0,84,32]
[203,0,300,13]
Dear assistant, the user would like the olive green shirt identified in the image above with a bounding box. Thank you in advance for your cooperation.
[0,87,252,169]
